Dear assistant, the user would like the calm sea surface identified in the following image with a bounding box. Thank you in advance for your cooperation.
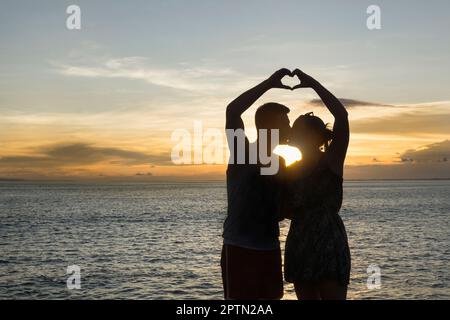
[0,180,449,299]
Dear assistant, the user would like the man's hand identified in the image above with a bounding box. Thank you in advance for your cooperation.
[226,68,292,130]
[292,68,317,89]
[265,68,294,90]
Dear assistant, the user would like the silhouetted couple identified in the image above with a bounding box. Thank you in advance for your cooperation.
[221,69,351,300]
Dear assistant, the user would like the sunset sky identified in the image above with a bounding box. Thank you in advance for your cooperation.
[1,0,449,180]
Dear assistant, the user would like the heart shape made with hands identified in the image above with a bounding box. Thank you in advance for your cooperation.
[280,73,302,90]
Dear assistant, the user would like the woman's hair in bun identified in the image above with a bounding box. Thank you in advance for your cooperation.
[292,112,334,152]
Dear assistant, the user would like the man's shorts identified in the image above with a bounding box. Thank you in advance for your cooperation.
[220,244,283,300]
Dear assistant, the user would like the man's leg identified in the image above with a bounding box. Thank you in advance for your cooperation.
[258,247,284,300]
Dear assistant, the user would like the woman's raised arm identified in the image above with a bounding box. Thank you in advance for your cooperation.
[293,69,349,176]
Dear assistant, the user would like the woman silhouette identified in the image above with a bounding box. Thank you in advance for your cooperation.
[282,69,351,300]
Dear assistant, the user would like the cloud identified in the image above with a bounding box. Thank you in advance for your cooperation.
[343,140,450,179]
[55,57,247,92]
[135,172,153,176]
[309,98,392,108]
[400,140,450,163]
[308,98,450,110]
[352,112,450,135]
[0,142,171,168]
[350,101,450,135]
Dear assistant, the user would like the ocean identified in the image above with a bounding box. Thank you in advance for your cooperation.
[0,180,449,299]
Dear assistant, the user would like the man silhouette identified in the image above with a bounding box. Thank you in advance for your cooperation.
[221,69,292,299]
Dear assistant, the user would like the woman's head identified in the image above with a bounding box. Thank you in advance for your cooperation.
[291,112,333,153]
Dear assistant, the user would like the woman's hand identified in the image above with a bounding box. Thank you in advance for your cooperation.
[292,68,318,89]
[265,68,294,90]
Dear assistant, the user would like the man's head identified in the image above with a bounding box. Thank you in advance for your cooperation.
[255,102,290,144]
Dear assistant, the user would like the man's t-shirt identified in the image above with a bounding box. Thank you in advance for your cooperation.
[223,143,282,250]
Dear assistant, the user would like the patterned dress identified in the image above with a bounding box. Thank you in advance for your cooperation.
[283,157,351,286]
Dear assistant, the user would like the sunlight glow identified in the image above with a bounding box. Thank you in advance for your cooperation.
[273,144,302,166]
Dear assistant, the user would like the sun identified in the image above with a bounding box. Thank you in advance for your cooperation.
[273,144,302,166]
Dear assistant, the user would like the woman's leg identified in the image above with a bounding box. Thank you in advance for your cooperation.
[294,282,320,300]
[318,280,347,300]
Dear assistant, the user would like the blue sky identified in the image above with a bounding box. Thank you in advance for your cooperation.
[2,0,450,103]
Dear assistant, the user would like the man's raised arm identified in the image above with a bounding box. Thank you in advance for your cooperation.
[226,68,292,130]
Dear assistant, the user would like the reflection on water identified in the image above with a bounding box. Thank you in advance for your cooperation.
[0,180,449,299]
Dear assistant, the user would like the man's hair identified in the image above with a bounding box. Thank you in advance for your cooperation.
[255,102,290,129]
